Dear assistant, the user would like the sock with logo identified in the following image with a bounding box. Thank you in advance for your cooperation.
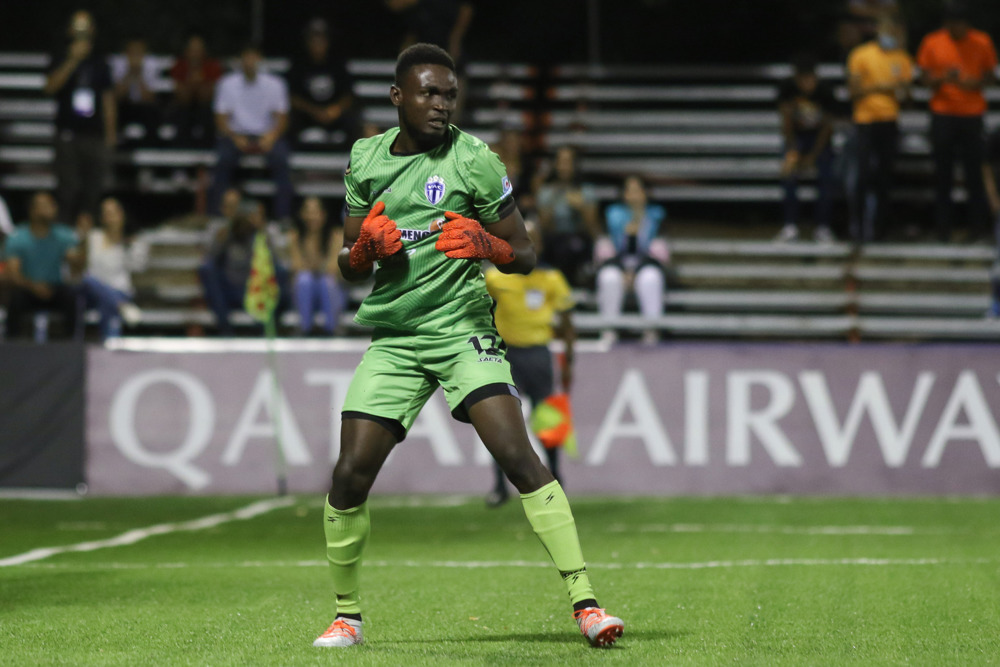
[323,497,370,616]
[520,480,596,605]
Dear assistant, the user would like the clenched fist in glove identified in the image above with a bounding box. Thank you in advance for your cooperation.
[434,211,514,265]
[349,201,403,271]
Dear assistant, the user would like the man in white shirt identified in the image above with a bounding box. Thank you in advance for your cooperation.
[210,44,293,221]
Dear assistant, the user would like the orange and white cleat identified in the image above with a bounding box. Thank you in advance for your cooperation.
[313,618,363,647]
[573,607,624,648]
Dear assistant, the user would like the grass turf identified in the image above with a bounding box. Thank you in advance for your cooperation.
[1,495,999,665]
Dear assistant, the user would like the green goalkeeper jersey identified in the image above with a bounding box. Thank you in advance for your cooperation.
[345,125,515,334]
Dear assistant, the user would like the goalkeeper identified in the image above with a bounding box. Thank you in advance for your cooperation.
[313,43,623,650]
[483,220,575,508]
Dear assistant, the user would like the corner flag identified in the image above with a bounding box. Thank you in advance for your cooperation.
[245,231,280,324]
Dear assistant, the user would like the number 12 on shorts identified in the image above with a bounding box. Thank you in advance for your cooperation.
[467,334,506,356]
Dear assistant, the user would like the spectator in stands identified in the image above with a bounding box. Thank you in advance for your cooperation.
[594,175,668,345]
[483,220,573,507]
[775,55,838,243]
[168,35,222,147]
[3,192,82,340]
[846,16,913,243]
[111,38,159,146]
[204,187,243,249]
[210,43,293,222]
[198,199,288,335]
[0,195,12,322]
[77,197,147,340]
[44,10,115,223]
[916,2,997,243]
[288,196,346,336]
[288,18,358,149]
[536,145,600,287]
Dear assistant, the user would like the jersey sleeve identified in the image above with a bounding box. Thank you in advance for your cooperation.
[344,146,371,217]
[548,270,574,312]
[467,146,515,224]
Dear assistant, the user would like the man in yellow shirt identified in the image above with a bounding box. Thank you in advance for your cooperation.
[847,17,914,242]
[484,222,574,507]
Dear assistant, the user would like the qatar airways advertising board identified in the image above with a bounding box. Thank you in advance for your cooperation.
[86,344,1000,495]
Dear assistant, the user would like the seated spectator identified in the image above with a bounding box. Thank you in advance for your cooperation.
[198,200,288,335]
[78,197,147,340]
[288,196,347,336]
[209,43,293,222]
[3,191,82,340]
[204,187,243,249]
[594,176,668,344]
[111,38,159,146]
[536,145,600,287]
[168,35,222,147]
[288,18,358,149]
[775,55,837,243]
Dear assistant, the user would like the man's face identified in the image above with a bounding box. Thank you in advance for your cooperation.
[222,189,242,220]
[30,193,57,223]
[186,36,206,62]
[68,11,94,40]
[301,197,326,230]
[392,64,458,146]
[241,49,261,78]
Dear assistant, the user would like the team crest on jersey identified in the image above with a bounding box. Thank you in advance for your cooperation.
[425,175,446,205]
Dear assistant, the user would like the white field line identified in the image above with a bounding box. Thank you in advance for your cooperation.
[15,556,996,572]
[605,523,957,536]
[0,497,295,568]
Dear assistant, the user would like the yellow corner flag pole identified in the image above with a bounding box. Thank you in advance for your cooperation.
[245,231,288,496]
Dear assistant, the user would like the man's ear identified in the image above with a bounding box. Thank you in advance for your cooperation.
[390,84,402,107]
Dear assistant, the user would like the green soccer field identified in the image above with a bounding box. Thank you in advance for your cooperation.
[1,494,999,666]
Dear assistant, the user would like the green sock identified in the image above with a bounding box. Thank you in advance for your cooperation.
[323,498,370,616]
[520,480,596,605]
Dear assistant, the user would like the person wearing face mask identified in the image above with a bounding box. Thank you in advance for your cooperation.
[917,1,997,243]
[846,17,913,243]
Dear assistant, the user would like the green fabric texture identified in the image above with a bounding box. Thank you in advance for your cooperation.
[323,499,371,615]
[520,480,596,604]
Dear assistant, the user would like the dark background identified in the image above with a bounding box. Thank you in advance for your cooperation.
[1,0,997,64]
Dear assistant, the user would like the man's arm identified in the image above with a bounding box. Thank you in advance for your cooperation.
[6,256,52,299]
[480,207,536,275]
[44,41,90,95]
[554,309,575,392]
[259,111,288,152]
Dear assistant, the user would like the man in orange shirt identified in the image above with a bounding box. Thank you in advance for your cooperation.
[847,18,913,242]
[917,2,997,242]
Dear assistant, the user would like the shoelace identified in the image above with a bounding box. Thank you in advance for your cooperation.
[572,607,606,632]
[321,619,357,638]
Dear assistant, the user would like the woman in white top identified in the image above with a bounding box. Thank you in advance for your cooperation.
[79,197,148,339]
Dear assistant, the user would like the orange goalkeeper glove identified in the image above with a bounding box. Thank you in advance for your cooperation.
[434,211,515,265]
[349,201,402,271]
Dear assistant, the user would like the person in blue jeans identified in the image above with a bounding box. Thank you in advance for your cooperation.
[287,196,347,335]
[198,199,288,335]
[78,197,147,339]
[774,55,838,243]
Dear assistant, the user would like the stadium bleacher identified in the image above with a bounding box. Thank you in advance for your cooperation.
[1,51,999,342]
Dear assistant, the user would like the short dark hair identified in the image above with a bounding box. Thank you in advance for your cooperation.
[395,43,455,84]
[944,0,971,21]
[241,41,262,55]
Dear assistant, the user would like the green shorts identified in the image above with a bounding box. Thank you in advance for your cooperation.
[341,316,518,441]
